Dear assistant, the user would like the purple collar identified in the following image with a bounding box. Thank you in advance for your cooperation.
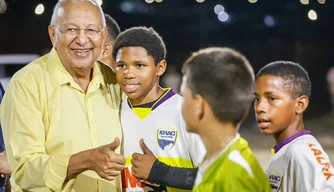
[127,88,176,110]
[273,130,311,154]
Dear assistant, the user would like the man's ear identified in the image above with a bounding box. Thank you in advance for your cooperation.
[156,60,167,77]
[48,25,56,47]
[101,43,112,59]
[295,95,309,114]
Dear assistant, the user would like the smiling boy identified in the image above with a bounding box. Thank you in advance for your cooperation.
[112,26,205,192]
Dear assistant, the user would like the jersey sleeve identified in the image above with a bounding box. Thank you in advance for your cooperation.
[287,142,334,191]
[193,160,269,192]
[147,160,198,190]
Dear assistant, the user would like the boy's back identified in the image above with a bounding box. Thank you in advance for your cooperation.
[267,131,334,191]
[193,134,272,192]
[180,47,272,192]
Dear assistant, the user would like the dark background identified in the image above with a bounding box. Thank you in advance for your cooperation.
[0,0,334,120]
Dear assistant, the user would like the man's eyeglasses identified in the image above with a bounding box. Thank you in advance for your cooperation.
[54,26,104,37]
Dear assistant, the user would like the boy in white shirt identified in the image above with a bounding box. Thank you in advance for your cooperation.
[112,26,205,192]
[254,61,334,191]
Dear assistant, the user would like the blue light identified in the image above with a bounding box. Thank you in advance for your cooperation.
[214,4,225,15]
[218,12,229,22]
[120,2,135,13]
[264,15,275,27]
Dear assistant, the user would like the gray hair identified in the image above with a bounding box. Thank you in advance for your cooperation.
[50,0,106,27]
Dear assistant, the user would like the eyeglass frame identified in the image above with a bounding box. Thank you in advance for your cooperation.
[51,25,105,37]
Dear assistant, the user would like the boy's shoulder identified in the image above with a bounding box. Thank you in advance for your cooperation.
[284,134,321,156]
[271,134,334,189]
[285,135,333,172]
[216,136,264,177]
[203,143,270,191]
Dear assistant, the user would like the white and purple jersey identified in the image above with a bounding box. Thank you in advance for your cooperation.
[266,130,334,192]
[120,88,206,192]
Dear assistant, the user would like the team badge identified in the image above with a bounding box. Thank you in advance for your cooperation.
[157,127,178,151]
[268,171,283,192]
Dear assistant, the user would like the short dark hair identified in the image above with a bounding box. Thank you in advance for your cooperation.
[112,26,166,65]
[104,14,120,43]
[256,61,311,98]
[182,47,254,126]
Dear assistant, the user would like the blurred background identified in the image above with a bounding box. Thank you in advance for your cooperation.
[0,0,333,166]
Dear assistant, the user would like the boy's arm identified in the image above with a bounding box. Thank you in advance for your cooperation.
[147,160,198,190]
[131,139,198,190]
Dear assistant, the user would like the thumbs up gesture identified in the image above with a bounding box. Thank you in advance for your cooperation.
[131,138,157,180]
[90,137,126,181]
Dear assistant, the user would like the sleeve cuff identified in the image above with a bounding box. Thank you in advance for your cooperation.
[43,155,74,191]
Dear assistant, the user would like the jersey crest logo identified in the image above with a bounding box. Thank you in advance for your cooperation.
[268,171,283,192]
[157,127,178,151]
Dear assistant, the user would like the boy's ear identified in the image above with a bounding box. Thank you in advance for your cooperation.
[195,94,204,121]
[156,60,167,77]
[100,43,112,59]
[295,95,309,114]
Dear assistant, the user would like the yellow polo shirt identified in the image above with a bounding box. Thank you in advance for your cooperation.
[0,48,123,192]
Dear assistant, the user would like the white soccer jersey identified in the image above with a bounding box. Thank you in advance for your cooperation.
[266,130,334,192]
[121,89,205,192]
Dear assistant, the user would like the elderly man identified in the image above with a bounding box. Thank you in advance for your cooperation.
[0,0,125,191]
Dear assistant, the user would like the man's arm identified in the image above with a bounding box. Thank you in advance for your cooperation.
[131,139,198,190]
[1,79,74,191]
[66,137,125,182]
[1,79,125,191]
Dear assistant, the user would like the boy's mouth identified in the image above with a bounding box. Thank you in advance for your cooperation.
[123,84,139,93]
[257,118,271,129]
[257,121,271,129]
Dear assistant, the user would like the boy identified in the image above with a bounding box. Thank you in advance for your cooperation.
[254,61,334,191]
[181,47,272,191]
[112,26,205,191]
[98,14,121,70]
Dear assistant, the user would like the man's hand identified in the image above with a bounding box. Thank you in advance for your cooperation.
[131,139,157,180]
[0,151,11,178]
[89,137,126,181]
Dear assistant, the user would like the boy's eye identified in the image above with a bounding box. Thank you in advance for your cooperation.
[136,64,144,68]
[117,64,125,68]
[269,97,277,101]
[253,97,259,102]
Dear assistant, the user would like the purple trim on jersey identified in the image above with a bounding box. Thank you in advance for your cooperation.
[152,89,176,110]
[126,89,176,110]
[127,99,132,109]
[273,130,311,153]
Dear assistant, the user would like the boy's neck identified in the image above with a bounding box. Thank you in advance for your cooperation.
[199,121,238,161]
[274,118,305,145]
[129,86,165,106]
